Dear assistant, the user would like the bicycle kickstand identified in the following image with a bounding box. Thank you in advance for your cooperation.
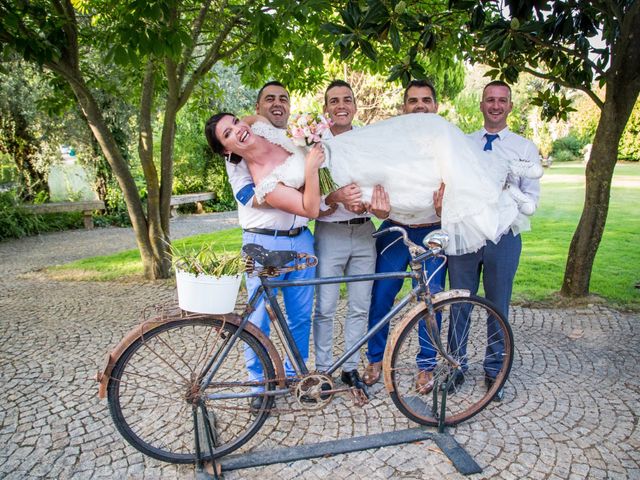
[431,378,449,434]
[194,403,224,479]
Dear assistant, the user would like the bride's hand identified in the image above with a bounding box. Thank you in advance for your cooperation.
[305,143,325,170]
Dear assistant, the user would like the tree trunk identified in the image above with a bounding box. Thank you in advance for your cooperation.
[560,104,619,296]
[153,57,181,277]
[58,65,168,279]
[561,7,640,296]
[138,61,171,278]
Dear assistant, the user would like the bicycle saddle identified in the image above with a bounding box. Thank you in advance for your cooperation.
[242,243,298,268]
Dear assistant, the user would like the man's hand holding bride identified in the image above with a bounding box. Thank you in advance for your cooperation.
[326,183,362,213]
[433,183,445,218]
[363,184,390,220]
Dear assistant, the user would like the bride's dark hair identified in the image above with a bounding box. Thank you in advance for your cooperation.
[204,112,242,164]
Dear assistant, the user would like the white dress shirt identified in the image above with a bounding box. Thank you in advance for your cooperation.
[317,127,371,223]
[226,159,308,230]
[468,126,541,207]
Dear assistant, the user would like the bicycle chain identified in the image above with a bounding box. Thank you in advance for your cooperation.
[205,374,369,413]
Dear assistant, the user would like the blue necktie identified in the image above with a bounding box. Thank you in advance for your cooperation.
[484,133,499,151]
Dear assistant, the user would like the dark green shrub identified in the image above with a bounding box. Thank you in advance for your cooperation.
[95,184,132,227]
[552,134,585,157]
[553,150,579,163]
[0,190,42,239]
[0,190,84,240]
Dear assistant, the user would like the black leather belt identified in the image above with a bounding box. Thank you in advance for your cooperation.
[331,217,371,225]
[243,226,307,237]
[389,219,441,228]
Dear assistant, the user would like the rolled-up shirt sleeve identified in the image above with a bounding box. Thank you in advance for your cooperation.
[225,160,255,206]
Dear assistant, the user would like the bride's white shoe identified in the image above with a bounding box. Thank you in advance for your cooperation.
[506,183,536,215]
[508,158,544,179]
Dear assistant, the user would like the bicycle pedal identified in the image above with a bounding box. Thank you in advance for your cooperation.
[349,388,370,407]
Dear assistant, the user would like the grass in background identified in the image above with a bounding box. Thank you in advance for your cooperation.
[47,228,244,282]
[515,161,639,309]
[49,162,639,309]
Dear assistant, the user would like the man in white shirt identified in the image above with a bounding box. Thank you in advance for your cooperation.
[225,81,315,409]
[448,80,541,402]
[312,80,389,393]
[363,80,447,394]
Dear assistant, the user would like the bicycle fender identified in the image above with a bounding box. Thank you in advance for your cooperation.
[95,312,286,399]
[381,289,471,393]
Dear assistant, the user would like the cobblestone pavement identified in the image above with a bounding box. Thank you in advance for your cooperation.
[1,214,639,479]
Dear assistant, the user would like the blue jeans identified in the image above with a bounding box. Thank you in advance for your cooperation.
[447,231,521,378]
[366,221,447,368]
[242,229,315,387]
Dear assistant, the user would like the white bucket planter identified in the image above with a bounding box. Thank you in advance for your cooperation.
[175,269,242,314]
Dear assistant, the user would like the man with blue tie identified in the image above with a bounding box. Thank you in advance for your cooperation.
[447,80,541,402]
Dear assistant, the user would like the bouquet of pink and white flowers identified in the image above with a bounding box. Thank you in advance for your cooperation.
[287,113,337,194]
[287,113,333,147]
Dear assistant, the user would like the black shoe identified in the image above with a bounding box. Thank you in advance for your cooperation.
[249,396,264,412]
[446,370,465,393]
[485,375,504,402]
[341,370,369,398]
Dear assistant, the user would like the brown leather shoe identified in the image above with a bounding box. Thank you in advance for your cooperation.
[363,362,382,386]
[416,370,434,395]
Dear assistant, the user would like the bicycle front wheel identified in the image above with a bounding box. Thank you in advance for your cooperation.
[107,316,276,463]
[387,295,514,426]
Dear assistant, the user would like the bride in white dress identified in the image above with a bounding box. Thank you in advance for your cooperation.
[205,112,541,255]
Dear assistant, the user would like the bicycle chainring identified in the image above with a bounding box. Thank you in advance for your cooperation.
[294,373,334,410]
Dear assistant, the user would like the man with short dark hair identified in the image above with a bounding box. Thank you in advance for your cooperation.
[313,80,389,393]
[363,79,446,395]
[225,81,314,410]
[447,80,541,402]
[229,81,291,208]
[403,79,438,113]
[255,81,290,128]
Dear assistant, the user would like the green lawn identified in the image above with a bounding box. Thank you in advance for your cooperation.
[515,161,639,309]
[50,161,640,309]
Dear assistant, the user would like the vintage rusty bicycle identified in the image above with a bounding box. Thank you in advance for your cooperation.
[97,226,513,464]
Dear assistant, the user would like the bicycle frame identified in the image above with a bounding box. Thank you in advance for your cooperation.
[201,266,438,394]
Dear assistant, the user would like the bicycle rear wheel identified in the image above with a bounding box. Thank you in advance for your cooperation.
[107,317,276,463]
[387,295,514,426]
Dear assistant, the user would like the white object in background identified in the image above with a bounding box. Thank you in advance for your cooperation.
[48,145,98,202]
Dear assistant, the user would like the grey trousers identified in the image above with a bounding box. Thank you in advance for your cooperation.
[313,220,376,372]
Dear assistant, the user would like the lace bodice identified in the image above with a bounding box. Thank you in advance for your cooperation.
[251,122,307,204]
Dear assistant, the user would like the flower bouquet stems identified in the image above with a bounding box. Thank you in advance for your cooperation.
[319,167,338,195]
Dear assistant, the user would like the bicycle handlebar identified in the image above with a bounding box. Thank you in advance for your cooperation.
[372,225,427,257]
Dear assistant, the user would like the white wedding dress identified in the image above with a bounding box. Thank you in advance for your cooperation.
[251,114,536,255]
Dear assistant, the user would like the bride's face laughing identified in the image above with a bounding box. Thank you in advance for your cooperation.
[216,115,254,155]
